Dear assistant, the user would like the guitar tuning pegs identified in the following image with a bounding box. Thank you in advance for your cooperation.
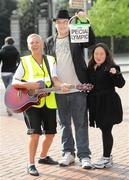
[76,83,94,92]
[76,83,84,91]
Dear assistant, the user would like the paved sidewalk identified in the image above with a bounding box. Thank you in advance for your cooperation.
[0,79,129,180]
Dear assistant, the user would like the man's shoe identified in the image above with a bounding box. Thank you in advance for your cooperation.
[27,165,39,176]
[81,157,93,169]
[59,152,75,166]
[94,155,113,169]
[38,156,58,165]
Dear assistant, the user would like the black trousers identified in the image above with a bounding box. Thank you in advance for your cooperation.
[100,125,113,157]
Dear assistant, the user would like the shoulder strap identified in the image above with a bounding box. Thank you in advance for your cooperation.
[43,55,53,86]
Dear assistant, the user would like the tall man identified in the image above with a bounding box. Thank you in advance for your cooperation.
[45,9,95,169]
[12,34,70,176]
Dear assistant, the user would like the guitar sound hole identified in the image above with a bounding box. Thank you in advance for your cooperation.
[18,90,22,97]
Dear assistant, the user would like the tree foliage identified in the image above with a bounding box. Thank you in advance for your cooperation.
[17,0,34,50]
[0,0,16,47]
[17,0,49,51]
[88,0,129,37]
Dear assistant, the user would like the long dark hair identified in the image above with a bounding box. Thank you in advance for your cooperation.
[88,43,116,70]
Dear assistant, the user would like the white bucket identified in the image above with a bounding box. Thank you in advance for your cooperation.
[69,16,90,43]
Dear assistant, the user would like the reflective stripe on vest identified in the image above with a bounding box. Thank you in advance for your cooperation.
[21,55,57,109]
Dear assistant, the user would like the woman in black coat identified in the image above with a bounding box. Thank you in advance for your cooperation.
[87,43,125,169]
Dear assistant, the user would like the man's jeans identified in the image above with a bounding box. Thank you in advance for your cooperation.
[56,92,91,160]
[1,73,13,88]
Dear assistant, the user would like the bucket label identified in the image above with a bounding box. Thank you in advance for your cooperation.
[70,24,90,43]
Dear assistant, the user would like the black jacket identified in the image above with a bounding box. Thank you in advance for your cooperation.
[0,45,20,73]
[87,64,125,128]
[44,26,95,83]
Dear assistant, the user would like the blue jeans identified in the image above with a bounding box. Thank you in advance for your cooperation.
[56,92,91,160]
[1,73,13,88]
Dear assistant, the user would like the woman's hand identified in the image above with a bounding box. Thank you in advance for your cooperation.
[109,68,117,74]
[26,82,41,90]
[12,80,41,90]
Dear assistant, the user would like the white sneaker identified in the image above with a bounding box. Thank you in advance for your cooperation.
[94,156,113,169]
[59,152,75,166]
[81,157,93,169]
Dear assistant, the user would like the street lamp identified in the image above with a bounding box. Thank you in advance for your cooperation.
[30,0,53,36]
[30,0,38,33]
[39,0,53,19]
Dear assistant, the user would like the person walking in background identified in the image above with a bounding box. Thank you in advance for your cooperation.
[87,43,125,169]
[0,36,20,116]
[12,34,71,176]
[45,9,95,169]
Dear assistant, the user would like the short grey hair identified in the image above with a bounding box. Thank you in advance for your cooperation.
[27,33,43,43]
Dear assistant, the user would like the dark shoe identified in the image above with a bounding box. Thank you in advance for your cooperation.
[38,156,58,165]
[27,165,39,176]
[7,109,12,116]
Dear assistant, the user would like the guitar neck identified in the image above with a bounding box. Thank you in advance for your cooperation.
[36,87,61,94]
[36,85,76,94]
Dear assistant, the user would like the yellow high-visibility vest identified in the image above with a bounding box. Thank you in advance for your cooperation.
[21,55,57,109]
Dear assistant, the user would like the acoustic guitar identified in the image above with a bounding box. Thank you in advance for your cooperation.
[4,85,77,113]
[5,83,93,113]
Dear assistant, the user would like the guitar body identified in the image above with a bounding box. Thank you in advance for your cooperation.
[5,86,40,113]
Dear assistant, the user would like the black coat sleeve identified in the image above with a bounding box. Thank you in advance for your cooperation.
[80,25,96,48]
[110,65,125,88]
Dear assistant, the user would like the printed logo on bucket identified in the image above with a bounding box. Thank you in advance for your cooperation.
[70,24,90,43]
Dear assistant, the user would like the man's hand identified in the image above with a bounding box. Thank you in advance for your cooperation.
[75,11,88,23]
[60,83,73,92]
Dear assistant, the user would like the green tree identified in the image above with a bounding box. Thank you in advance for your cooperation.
[0,0,16,47]
[17,0,36,51]
[17,0,50,52]
[88,0,129,52]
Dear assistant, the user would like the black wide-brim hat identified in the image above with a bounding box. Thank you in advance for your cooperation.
[53,10,70,21]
